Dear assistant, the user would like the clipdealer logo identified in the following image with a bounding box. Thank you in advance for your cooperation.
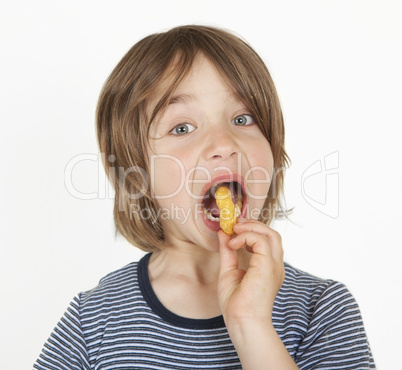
[301,151,339,219]
[64,151,340,219]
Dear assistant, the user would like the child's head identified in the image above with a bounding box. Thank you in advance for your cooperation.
[96,25,289,252]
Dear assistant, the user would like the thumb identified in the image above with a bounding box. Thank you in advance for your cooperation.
[218,230,238,276]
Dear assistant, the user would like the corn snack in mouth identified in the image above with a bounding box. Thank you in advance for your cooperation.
[215,186,237,236]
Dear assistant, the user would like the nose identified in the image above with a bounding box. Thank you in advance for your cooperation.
[202,126,239,162]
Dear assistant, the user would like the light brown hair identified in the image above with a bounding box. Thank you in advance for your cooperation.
[96,25,290,252]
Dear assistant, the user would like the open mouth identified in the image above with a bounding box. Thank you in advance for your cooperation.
[201,181,244,222]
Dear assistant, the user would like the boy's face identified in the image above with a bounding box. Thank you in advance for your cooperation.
[147,54,274,252]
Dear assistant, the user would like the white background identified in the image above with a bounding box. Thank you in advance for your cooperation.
[1,0,401,368]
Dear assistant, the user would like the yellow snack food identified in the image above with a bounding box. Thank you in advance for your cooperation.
[215,186,237,236]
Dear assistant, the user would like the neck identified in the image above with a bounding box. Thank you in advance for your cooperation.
[146,241,252,320]
[148,242,251,285]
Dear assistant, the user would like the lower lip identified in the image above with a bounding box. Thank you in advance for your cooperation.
[201,210,222,232]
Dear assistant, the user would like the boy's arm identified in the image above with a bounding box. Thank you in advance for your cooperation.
[218,221,299,370]
[226,320,298,369]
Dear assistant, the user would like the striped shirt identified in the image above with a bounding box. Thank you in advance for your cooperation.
[34,253,375,369]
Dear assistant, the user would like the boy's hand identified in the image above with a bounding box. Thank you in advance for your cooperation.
[217,219,298,369]
[217,218,285,327]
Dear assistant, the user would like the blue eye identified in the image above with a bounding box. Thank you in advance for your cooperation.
[171,123,196,135]
[232,114,255,126]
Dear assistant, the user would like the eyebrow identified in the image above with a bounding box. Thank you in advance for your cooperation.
[167,92,239,106]
[167,94,195,106]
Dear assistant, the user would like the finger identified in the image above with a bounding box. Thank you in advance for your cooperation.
[229,232,277,283]
[231,230,284,272]
[229,231,269,256]
[234,220,277,238]
[218,230,238,276]
[229,231,283,271]
[233,222,283,263]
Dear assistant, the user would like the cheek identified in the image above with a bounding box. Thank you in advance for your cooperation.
[245,141,274,199]
[149,156,185,198]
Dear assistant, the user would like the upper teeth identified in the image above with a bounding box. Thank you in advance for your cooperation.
[211,182,242,197]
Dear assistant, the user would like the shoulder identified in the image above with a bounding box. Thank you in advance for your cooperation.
[98,260,139,288]
[278,263,338,304]
[283,262,334,288]
[274,263,357,346]
[282,262,355,306]
[277,263,358,319]
[33,260,145,369]
[77,260,141,308]
[276,264,375,368]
